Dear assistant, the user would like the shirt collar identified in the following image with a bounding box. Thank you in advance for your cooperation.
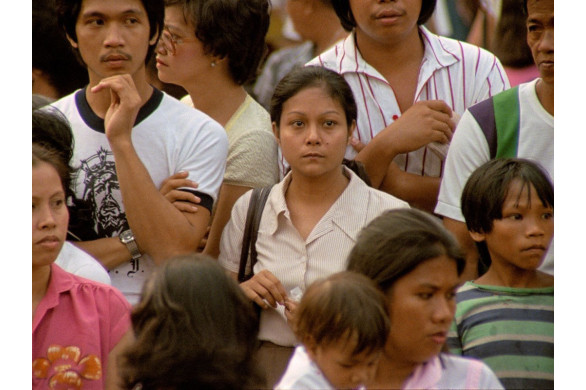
[336,26,460,79]
[403,354,442,389]
[32,263,77,332]
[263,167,372,239]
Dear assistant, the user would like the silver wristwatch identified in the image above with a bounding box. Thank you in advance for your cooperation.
[119,229,141,260]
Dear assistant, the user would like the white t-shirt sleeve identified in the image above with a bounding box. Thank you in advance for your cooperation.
[55,242,112,285]
[435,110,491,221]
[176,119,229,205]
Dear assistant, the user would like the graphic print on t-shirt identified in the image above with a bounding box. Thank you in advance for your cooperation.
[72,147,126,238]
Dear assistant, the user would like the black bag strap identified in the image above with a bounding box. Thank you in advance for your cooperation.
[237,185,273,283]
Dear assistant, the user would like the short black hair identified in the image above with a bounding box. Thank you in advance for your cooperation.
[33,4,88,97]
[270,66,357,132]
[55,0,164,65]
[332,0,437,32]
[32,109,75,196]
[461,158,554,265]
[165,0,270,85]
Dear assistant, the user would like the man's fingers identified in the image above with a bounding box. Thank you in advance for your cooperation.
[164,189,200,204]
[171,201,198,213]
[423,99,453,116]
[349,137,366,152]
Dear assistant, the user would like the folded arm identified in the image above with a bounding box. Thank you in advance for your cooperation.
[93,75,210,264]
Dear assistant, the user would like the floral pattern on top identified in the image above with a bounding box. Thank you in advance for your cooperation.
[33,344,102,389]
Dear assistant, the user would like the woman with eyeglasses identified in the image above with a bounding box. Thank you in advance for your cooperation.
[155,0,278,258]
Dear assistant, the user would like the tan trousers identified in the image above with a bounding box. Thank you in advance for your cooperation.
[249,341,294,389]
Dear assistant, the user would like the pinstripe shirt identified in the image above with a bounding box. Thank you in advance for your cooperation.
[306,27,510,178]
[218,167,409,346]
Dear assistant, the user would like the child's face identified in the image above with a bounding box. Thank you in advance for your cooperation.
[275,86,354,180]
[473,179,554,271]
[307,336,380,389]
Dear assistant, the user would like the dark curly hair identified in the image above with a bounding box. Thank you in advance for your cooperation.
[332,0,437,32]
[165,0,270,85]
[119,254,262,390]
[55,0,164,65]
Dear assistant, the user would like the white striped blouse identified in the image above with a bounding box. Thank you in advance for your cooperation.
[306,26,510,178]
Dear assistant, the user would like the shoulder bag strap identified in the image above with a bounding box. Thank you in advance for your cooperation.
[237,185,273,283]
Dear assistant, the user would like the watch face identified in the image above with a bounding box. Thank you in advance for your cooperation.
[120,230,133,242]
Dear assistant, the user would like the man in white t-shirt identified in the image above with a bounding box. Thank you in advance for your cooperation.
[435,0,553,281]
[51,0,228,304]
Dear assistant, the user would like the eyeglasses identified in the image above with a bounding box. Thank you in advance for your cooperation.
[159,26,198,55]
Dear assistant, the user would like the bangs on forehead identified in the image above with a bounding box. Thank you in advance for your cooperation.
[506,176,553,210]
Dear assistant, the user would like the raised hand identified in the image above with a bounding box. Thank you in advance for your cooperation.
[382,100,455,155]
[90,74,142,143]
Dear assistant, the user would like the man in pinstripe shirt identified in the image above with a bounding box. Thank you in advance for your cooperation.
[307,0,509,212]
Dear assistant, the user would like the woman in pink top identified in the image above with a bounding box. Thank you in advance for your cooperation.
[32,110,131,390]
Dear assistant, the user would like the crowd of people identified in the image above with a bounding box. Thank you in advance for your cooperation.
[32,0,554,389]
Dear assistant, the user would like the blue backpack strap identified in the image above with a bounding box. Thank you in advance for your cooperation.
[468,86,520,159]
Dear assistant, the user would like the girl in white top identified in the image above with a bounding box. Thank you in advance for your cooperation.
[347,208,503,389]
[218,66,408,387]
[275,271,389,390]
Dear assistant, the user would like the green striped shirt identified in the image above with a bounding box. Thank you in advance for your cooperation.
[448,282,554,389]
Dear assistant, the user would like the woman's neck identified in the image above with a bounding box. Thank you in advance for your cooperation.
[286,167,349,204]
[371,351,418,389]
[185,76,247,127]
[32,264,52,319]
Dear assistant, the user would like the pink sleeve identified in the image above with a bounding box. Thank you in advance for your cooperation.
[107,288,132,351]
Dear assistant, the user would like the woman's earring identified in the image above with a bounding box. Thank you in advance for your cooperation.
[211,60,216,68]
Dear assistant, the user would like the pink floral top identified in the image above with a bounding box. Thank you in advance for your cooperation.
[33,264,131,389]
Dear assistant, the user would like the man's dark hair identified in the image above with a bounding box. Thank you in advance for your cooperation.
[33,4,88,96]
[55,0,164,65]
[461,158,554,265]
[332,0,437,32]
[166,0,270,85]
